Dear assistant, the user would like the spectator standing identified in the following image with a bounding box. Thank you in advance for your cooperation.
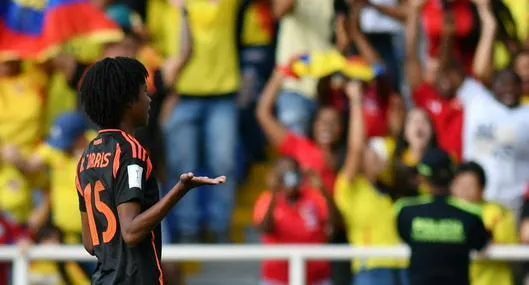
[459,0,529,215]
[254,157,337,285]
[405,0,495,161]
[452,161,518,285]
[334,81,408,285]
[162,0,241,243]
[273,0,338,135]
[396,148,490,285]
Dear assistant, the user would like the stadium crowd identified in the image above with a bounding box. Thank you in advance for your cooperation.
[1,0,529,284]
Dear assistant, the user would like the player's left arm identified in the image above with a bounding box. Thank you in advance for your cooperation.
[116,156,225,245]
[161,0,193,88]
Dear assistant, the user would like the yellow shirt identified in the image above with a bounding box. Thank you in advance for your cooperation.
[45,73,78,134]
[276,0,334,99]
[334,172,407,272]
[30,260,90,285]
[0,72,45,152]
[35,144,82,235]
[0,163,32,224]
[165,0,241,95]
[471,202,518,285]
[147,0,171,56]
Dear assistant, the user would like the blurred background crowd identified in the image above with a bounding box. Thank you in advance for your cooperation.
[1,0,529,284]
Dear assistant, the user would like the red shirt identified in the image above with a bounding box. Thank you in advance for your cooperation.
[413,83,464,160]
[422,0,476,72]
[254,190,331,284]
[279,133,338,194]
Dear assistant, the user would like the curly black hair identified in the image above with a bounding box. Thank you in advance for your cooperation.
[79,57,148,129]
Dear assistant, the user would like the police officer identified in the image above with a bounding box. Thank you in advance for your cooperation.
[395,148,490,285]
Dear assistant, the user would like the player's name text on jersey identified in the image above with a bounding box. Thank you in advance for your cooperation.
[85,152,112,170]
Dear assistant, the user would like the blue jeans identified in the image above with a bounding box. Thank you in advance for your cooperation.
[353,268,409,285]
[277,90,317,137]
[162,95,238,241]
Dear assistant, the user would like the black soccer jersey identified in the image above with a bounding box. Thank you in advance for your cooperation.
[75,129,163,285]
[395,196,490,285]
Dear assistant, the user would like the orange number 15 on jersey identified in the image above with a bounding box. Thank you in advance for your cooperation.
[84,180,117,246]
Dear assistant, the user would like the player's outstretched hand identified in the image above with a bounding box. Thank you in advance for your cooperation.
[179,172,227,190]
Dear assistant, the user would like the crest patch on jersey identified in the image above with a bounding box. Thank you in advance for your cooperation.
[127,164,143,189]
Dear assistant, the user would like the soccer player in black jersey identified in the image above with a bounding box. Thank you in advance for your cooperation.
[75,57,226,285]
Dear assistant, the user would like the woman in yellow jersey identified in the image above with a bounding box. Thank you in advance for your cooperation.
[452,161,518,285]
[334,81,409,285]
[390,108,439,195]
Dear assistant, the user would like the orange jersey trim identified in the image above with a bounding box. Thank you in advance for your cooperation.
[113,143,122,178]
[151,231,164,285]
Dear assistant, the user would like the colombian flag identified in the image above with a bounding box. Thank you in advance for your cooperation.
[0,0,123,61]
[280,50,386,81]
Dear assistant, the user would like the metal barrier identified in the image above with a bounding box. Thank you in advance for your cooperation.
[3,244,529,285]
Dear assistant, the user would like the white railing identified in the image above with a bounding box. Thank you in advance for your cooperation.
[3,244,529,285]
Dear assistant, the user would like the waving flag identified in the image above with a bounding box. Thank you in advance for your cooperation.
[0,0,123,61]
[280,50,385,81]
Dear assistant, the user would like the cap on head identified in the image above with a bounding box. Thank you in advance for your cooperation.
[47,112,89,151]
[417,148,455,188]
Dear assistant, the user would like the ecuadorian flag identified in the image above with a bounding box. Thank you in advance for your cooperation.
[0,0,123,61]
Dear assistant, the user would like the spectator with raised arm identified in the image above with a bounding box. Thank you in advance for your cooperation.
[343,1,406,139]
[334,81,408,285]
[254,158,337,285]
[258,64,349,285]
[460,0,529,216]
[257,68,345,197]
[405,0,493,161]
